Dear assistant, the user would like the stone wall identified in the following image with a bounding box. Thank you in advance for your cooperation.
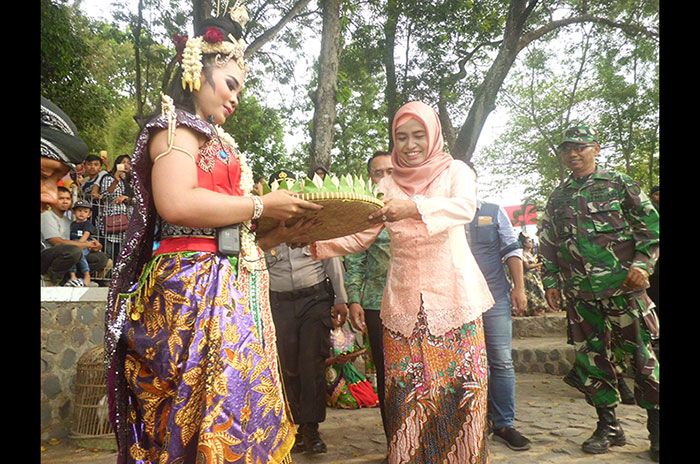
[41,288,108,440]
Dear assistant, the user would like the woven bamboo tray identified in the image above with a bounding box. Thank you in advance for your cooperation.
[256,192,384,242]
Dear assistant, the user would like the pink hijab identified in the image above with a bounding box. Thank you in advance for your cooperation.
[390,101,454,196]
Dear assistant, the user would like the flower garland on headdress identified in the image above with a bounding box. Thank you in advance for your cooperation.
[178,4,249,92]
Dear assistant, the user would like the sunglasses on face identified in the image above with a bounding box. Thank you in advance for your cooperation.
[557,143,595,155]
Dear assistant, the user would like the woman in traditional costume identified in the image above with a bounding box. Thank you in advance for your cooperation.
[520,233,549,315]
[312,101,494,463]
[104,8,320,464]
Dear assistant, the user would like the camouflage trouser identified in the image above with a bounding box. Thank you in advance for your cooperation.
[563,290,659,410]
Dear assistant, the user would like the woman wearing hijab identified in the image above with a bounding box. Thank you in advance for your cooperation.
[313,101,494,463]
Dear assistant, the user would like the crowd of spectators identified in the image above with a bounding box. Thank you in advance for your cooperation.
[41,149,134,287]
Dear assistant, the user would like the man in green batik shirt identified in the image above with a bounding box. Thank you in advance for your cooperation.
[538,125,659,461]
[345,151,392,445]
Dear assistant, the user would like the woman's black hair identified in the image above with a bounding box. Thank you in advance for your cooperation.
[110,154,131,176]
[518,232,531,246]
[164,16,245,115]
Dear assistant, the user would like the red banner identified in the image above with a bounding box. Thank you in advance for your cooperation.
[504,204,538,227]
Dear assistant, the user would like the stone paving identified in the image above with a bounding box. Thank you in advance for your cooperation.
[40,372,657,464]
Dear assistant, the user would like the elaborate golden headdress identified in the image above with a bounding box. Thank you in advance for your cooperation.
[176,1,249,92]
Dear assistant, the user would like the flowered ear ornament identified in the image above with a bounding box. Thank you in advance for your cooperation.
[180,3,249,92]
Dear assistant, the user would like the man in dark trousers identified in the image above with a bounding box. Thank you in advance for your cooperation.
[265,169,349,455]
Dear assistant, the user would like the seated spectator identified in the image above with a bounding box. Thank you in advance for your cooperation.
[67,199,100,287]
[41,187,109,286]
[98,154,133,261]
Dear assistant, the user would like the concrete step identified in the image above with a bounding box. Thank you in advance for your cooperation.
[511,335,574,375]
[512,312,567,338]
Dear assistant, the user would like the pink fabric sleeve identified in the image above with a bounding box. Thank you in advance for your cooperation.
[412,160,478,236]
[311,224,384,260]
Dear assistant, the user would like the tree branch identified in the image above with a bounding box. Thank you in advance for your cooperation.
[445,40,503,85]
[250,0,273,26]
[294,8,321,19]
[516,0,539,30]
[519,14,658,52]
[245,0,313,58]
[564,27,591,124]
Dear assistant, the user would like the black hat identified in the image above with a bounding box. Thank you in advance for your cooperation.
[72,199,92,210]
[41,96,89,169]
[650,185,660,195]
[269,169,296,185]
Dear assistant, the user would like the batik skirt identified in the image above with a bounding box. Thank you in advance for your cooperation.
[384,309,489,464]
[120,251,295,463]
[523,269,549,315]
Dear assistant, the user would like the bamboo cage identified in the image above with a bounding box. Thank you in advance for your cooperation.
[69,346,116,450]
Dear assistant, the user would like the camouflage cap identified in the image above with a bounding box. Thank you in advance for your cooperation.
[559,125,599,146]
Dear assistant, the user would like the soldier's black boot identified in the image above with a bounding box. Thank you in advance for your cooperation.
[618,377,636,405]
[581,406,627,454]
[647,408,659,462]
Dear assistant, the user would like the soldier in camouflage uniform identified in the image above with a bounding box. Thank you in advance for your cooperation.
[538,125,659,461]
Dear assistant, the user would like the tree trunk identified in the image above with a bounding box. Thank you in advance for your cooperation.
[133,0,146,128]
[648,122,658,189]
[449,0,656,163]
[437,92,456,151]
[453,0,537,162]
[309,0,341,171]
[382,0,399,150]
[193,0,212,32]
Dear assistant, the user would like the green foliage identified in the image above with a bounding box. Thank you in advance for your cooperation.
[476,12,659,204]
[332,16,390,177]
[397,0,507,114]
[104,101,141,159]
[265,172,378,197]
[41,0,122,150]
[222,93,291,178]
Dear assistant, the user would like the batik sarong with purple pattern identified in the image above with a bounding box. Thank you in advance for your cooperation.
[121,252,294,463]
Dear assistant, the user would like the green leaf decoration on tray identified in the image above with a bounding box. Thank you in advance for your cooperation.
[255,171,384,241]
[259,172,381,198]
